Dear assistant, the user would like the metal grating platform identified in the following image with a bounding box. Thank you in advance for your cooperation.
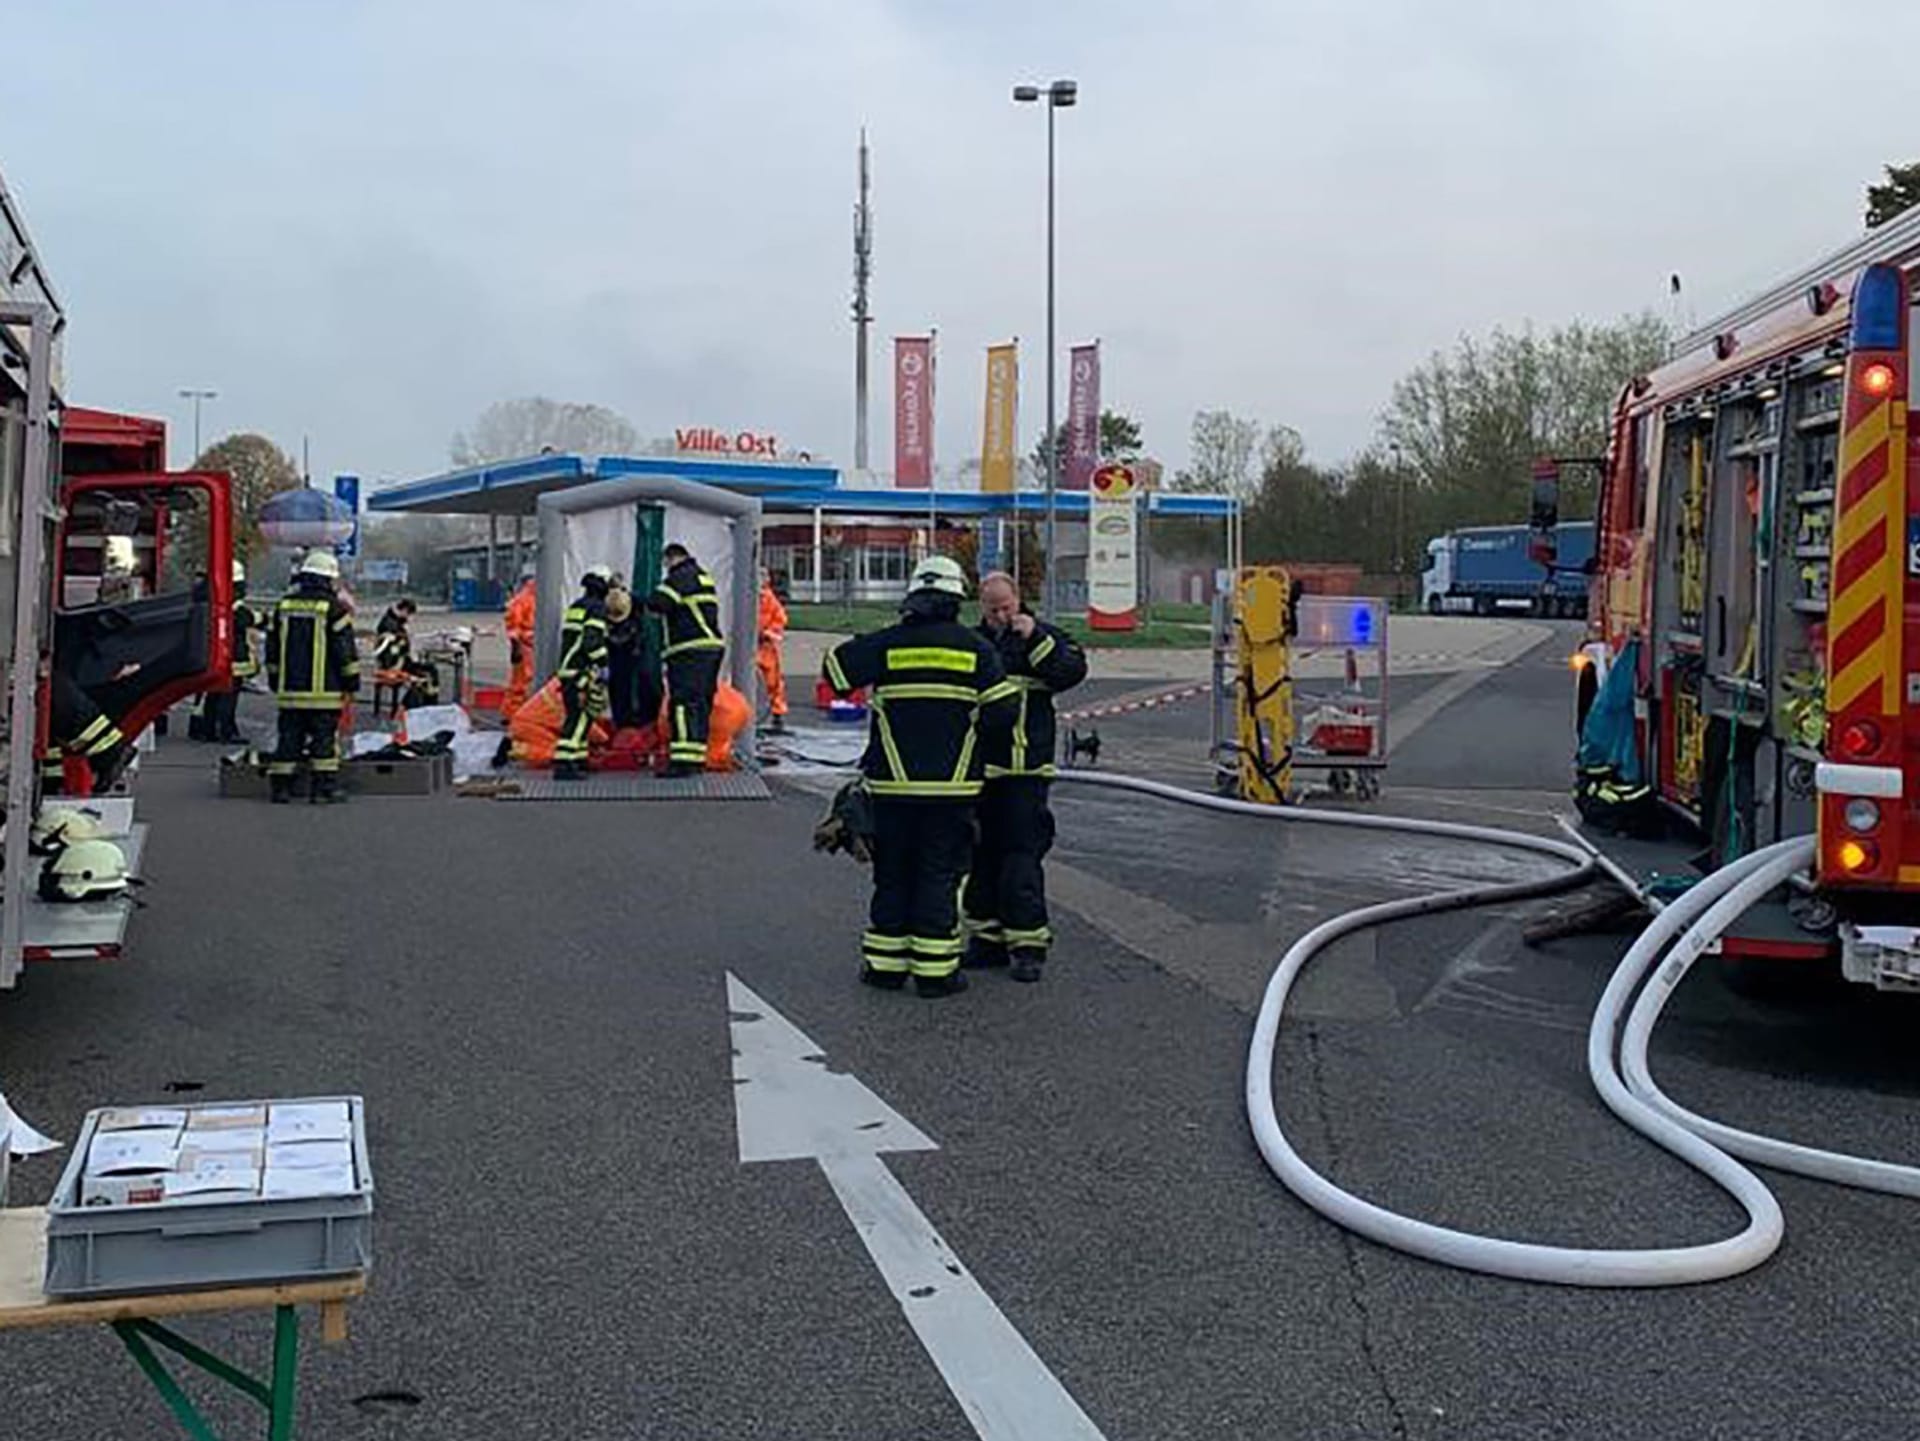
[500,771,772,803]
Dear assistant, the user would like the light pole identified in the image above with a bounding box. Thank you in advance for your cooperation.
[178,388,217,464]
[1013,77,1077,620]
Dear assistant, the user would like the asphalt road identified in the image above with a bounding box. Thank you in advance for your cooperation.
[2,628,1915,1439]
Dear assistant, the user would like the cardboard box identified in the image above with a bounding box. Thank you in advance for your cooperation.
[96,1108,189,1133]
[186,1105,268,1133]
[266,1101,352,1145]
[81,1128,181,1207]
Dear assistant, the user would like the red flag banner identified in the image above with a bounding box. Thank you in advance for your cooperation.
[1064,342,1100,491]
[894,336,934,488]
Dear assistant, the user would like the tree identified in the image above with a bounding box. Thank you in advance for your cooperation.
[451,397,640,466]
[1178,410,1273,498]
[1866,162,1920,229]
[192,432,302,563]
[1377,313,1668,534]
[1031,409,1143,480]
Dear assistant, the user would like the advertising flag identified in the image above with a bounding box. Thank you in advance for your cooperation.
[980,342,1019,494]
[1064,342,1101,491]
[894,336,934,488]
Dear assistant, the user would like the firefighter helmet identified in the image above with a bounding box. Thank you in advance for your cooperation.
[909,555,968,598]
[30,807,106,856]
[299,551,342,581]
[38,839,131,903]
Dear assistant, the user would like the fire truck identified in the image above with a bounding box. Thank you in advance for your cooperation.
[1548,204,1920,988]
[1,164,234,987]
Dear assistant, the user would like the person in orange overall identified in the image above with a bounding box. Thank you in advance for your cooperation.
[756,568,789,735]
[502,566,537,718]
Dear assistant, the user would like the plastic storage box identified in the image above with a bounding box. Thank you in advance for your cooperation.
[42,1096,373,1298]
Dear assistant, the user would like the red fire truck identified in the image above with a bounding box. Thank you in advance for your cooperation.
[1559,206,1919,988]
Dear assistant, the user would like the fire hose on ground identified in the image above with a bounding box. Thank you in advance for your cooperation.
[1056,770,1920,1286]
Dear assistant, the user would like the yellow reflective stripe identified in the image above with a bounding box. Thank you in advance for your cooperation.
[310,607,328,695]
[75,715,111,747]
[664,637,725,657]
[824,648,852,691]
[862,932,911,953]
[1007,675,1050,691]
[867,779,983,797]
[952,721,976,785]
[1013,688,1030,773]
[911,936,964,956]
[886,647,978,674]
[873,683,979,703]
[331,614,354,632]
[873,706,908,782]
[1028,634,1057,665]
[84,726,124,757]
[978,679,1019,704]
[986,763,1058,779]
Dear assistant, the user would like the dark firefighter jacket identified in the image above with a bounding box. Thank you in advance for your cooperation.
[232,597,266,679]
[825,600,1017,800]
[649,557,725,659]
[267,580,361,708]
[372,606,415,669]
[556,594,609,680]
[978,613,1088,779]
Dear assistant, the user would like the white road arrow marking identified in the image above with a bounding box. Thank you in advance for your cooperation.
[727,973,1110,1441]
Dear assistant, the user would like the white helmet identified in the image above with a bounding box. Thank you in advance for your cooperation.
[102,536,137,577]
[232,559,247,584]
[584,564,615,583]
[31,807,106,856]
[299,551,341,581]
[909,554,968,598]
[39,838,130,903]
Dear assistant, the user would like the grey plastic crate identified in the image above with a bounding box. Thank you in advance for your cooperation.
[43,1096,373,1298]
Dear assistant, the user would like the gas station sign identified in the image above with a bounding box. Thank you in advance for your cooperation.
[1087,463,1139,631]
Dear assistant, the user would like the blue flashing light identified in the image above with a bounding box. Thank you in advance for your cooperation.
[1350,605,1375,645]
[1850,264,1907,352]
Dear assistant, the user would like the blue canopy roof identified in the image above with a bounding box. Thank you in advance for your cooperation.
[367,453,1234,520]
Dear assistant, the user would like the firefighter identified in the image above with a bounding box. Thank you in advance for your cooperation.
[266,550,360,804]
[372,597,440,707]
[757,567,789,735]
[649,543,725,776]
[962,572,1087,983]
[43,669,128,794]
[554,565,612,779]
[198,560,266,743]
[503,565,537,717]
[824,555,1017,998]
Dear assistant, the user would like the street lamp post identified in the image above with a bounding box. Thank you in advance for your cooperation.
[1013,78,1077,621]
[178,388,217,464]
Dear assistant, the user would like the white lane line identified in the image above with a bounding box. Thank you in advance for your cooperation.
[727,973,1109,1441]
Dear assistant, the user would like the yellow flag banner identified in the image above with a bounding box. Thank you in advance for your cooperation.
[980,342,1019,494]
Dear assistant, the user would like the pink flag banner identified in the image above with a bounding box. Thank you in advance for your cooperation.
[1064,342,1100,491]
[894,336,934,488]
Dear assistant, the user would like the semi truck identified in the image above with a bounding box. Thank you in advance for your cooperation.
[1421,520,1594,617]
[1561,202,1920,989]
[1,164,234,988]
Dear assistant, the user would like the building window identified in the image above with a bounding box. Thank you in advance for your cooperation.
[863,544,908,584]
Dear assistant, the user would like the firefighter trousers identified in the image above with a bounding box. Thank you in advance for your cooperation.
[866,799,975,979]
[962,778,1056,957]
[270,708,341,777]
[555,676,593,765]
[666,650,721,768]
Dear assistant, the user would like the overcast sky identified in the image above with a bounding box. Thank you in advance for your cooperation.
[8,1,1917,487]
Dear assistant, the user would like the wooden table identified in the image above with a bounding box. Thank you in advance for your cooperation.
[0,1207,365,1440]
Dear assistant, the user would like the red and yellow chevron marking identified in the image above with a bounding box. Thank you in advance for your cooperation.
[1826,390,1906,716]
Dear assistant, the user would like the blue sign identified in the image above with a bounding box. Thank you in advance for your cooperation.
[333,475,361,559]
[978,518,1006,576]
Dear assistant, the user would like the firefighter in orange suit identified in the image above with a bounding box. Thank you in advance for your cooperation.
[503,566,537,718]
[757,569,789,735]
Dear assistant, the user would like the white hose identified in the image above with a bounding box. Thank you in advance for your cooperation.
[1617,838,1920,1198]
[1054,772,1866,1286]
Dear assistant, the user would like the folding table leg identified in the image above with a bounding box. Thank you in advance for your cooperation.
[267,1305,300,1441]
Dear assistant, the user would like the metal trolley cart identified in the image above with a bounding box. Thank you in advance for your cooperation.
[1290,595,1388,799]
[1210,584,1389,802]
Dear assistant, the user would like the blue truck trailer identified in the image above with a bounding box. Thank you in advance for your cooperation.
[1421,520,1593,617]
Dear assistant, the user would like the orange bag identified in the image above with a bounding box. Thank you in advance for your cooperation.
[509,678,609,767]
[706,681,751,770]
